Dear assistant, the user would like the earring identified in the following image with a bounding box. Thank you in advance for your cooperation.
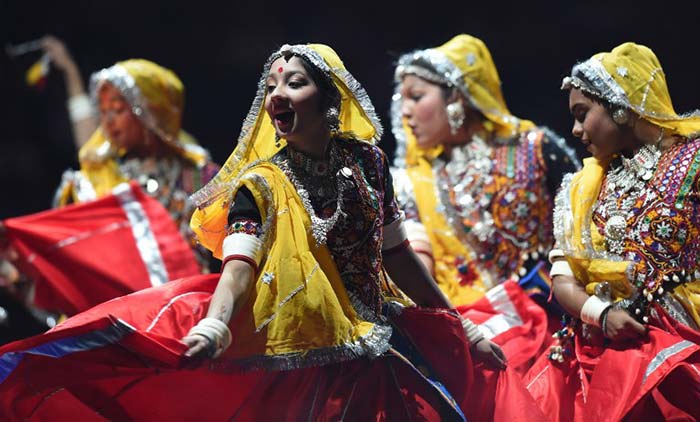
[325,106,340,132]
[446,102,465,135]
[612,108,630,125]
[274,134,281,148]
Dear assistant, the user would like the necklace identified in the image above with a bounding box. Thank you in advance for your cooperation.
[276,140,353,246]
[599,144,660,255]
[436,134,495,244]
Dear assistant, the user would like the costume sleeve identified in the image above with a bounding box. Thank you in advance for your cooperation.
[540,128,581,197]
[222,186,264,271]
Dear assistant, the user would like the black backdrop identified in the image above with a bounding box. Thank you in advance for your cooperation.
[2,0,699,219]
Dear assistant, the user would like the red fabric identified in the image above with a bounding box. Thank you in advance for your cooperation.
[524,306,700,422]
[454,282,551,422]
[3,182,200,315]
[457,281,550,372]
[0,275,470,421]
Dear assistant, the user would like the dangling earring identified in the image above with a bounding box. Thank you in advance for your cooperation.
[446,102,465,135]
[612,108,630,125]
[325,106,340,132]
[274,134,281,148]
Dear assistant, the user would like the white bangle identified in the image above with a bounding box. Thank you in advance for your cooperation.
[382,212,407,251]
[580,295,611,327]
[460,316,485,345]
[548,248,565,263]
[222,233,263,266]
[550,260,574,278]
[187,317,232,358]
[67,94,94,123]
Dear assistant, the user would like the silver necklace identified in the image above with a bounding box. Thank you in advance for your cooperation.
[599,144,660,255]
[276,141,353,246]
[436,134,495,243]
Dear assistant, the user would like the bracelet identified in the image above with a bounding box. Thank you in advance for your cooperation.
[460,316,485,345]
[599,306,613,337]
[550,260,574,278]
[187,317,232,358]
[67,94,94,123]
[580,295,612,327]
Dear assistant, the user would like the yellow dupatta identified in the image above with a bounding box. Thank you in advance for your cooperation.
[561,43,700,324]
[58,59,209,204]
[393,34,536,305]
[190,44,390,366]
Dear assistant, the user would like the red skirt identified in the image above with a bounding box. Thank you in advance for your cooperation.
[0,274,472,421]
[524,306,700,421]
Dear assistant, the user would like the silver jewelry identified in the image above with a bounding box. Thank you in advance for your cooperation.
[446,102,465,135]
[274,133,281,148]
[325,106,340,132]
[600,144,660,255]
[276,140,350,245]
[612,108,630,125]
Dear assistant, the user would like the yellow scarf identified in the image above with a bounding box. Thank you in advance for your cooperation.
[58,59,208,204]
[562,43,700,323]
[566,42,700,138]
[393,34,536,305]
[191,44,390,364]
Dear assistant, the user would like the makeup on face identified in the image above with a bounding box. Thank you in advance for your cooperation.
[264,56,324,141]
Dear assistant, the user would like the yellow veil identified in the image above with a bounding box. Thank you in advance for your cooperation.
[559,43,700,324]
[190,43,382,257]
[65,59,209,202]
[391,34,535,304]
[189,44,392,368]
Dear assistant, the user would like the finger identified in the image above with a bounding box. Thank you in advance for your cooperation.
[627,320,647,336]
[184,341,207,357]
[493,345,508,366]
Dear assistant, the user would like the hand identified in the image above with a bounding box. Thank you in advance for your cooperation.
[603,309,647,341]
[40,35,78,73]
[471,338,507,370]
[182,333,215,358]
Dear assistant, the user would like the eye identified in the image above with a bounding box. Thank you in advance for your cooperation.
[266,84,276,94]
[572,107,587,123]
[288,78,307,89]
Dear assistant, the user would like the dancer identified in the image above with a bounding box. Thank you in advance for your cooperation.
[526,42,700,421]
[0,42,504,421]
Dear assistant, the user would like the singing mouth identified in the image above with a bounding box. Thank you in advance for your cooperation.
[274,110,294,127]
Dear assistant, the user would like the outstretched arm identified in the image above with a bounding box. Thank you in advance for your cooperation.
[41,35,98,149]
[182,259,255,357]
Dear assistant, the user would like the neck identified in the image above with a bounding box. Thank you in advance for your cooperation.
[124,138,173,160]
[286,126,332,159]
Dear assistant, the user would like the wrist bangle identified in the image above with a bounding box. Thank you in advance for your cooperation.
[67,94,94,123]
[599,306,613,337]
[580,295,611,327]
[460,316,485,345]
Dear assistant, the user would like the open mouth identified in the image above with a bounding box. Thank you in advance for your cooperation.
[274,111,295,131]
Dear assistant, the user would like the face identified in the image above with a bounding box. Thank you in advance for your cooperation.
[98,83,145,150]
[568,88,632,160]
[264,56,325,143]
[399,75,452,149]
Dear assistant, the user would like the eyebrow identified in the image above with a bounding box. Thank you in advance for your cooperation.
[267,70,306,81]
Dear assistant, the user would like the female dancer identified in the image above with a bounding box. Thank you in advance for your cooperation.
[391,34,580,306]
[0,42,503,421]
[526,42,700,421]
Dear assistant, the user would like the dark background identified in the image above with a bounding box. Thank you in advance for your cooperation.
[2,0,699,219]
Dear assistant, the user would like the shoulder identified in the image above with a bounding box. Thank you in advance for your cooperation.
[658,138,700,186]
[338,137,386,159]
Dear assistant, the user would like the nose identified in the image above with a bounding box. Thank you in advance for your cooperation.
[400,98,413,119]
[269,91,288,109]
[571,120,583,138]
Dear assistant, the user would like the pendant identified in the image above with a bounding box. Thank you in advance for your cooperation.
[604,214,627,240]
